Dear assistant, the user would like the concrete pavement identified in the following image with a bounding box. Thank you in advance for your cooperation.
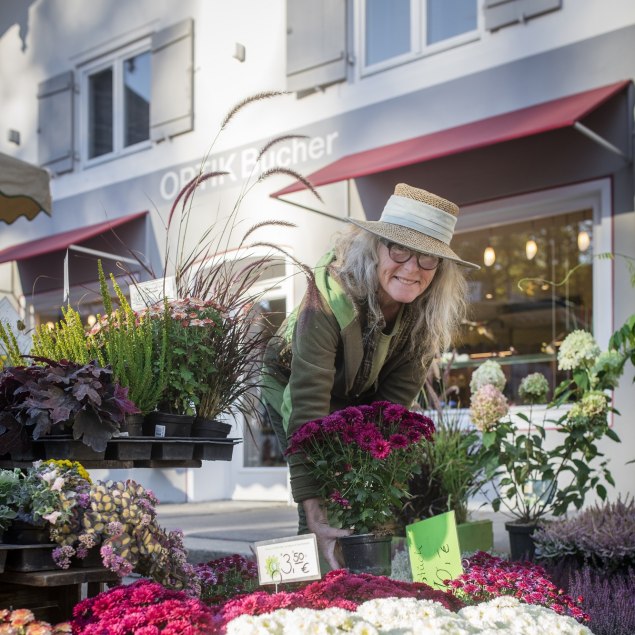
[156,500,511,563]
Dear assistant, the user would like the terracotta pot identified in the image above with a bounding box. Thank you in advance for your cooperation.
[337,533,392,576]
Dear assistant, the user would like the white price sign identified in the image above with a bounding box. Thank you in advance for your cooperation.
[129,276,177,311]
[254,534,321,585]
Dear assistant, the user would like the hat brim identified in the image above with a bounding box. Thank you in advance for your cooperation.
[349,219,480,270]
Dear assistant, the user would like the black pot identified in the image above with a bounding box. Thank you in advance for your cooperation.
[337,533,392,576]
[143,412,194,437]
[119,413,145,437]
[505,521,538,561]
[192,417,232,438]
[5,520,52,545]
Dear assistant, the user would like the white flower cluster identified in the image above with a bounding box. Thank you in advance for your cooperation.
[557,330,601,371]
[226,596,594,634]
[469,360,506,394]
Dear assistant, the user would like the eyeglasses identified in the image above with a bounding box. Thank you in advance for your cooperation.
[383,241,440,270]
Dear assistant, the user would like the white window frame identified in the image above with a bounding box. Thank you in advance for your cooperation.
[78,39,152,168]
[359,0,482,76]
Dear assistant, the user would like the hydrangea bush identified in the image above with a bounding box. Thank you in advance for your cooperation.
[518,372,549,404]
[469,384,508,432]
[469,359,507,393]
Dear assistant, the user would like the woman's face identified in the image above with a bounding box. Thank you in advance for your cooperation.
[376,241,438,307]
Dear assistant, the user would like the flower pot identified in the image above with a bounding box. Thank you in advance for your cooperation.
[192,417,232,438]
[505,521,538,561]
[457,519,494,554]
[105,438,153,460]
[4,520,51,545]
[117,413,145,437]
[72,545,104,569]
[337,533,392,576]
[143,412,194,437]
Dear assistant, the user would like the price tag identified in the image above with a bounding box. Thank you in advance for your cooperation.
[254,534,321,586]
[406,511,464,588]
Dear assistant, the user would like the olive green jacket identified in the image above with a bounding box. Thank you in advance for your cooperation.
[262,252,425,502]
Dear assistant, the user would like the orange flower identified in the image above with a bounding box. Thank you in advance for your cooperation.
[9,610,34,627]
[25,623,53,635]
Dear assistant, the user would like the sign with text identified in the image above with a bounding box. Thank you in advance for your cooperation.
[254,534,321,585]
[129,277,176,311]
[406,511,463,588]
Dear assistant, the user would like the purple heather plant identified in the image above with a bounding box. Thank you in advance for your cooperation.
[533,497,635,574]
[286,401,435,534]
[567,564,635,635]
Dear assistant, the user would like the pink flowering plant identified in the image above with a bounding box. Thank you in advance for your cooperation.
[447,551,590,624]
[72,579,214,635]
[195,555,258,604]
[287,401,435,534]
[139,297,225,415]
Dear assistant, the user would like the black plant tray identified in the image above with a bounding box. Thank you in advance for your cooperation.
[4,544,58,572]
[192,438,239,461]
[105,437,153,461]
[33,436,106,461]
[150,439,195,461]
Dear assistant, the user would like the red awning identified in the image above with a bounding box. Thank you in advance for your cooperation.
[0,211,148,265]
[272,80,630,198]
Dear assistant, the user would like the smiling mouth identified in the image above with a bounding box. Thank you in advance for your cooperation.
[394,277,419,286]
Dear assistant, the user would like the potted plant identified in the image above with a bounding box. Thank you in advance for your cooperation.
[397,354,491,554]
[88,262,170,435]
[51,477,198,593]
[286,401,435,575]
[0,358,139,457]
[0,468,19,542]
[474,333,625,560]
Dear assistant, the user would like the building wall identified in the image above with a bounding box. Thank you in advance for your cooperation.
[0,0,633,504]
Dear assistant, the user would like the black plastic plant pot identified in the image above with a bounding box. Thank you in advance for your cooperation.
[105,438,153,461]
[5,544,57,572]
[505,521,538,561]
[143,412,194,437]
[192,417,232,438]
[118,413,145,437]
[5,521,52,546]
[337,533,392,576]
[43,439,106,461]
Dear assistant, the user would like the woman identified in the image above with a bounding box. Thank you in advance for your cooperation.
[262,183,478,568]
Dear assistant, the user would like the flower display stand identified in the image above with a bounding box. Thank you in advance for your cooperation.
[0,565,119,621]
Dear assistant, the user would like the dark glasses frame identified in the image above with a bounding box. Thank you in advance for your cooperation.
[381,240,440,270]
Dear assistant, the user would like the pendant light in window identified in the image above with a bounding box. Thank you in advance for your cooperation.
[525,237,538,260]
[483,231,496,267]
[577,229,591,252]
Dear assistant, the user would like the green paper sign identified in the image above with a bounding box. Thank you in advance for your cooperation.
[406,511,464,588]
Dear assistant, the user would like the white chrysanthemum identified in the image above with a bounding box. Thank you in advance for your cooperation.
[459,597,593,635]
[557,330,600,370]
[227,613,285,634]
[470,360,506,393]
[357,598,451,627]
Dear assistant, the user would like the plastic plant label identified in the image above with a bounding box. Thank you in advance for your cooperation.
[406,511,464,588]
[154,425,166,438]
[255,534,321,586]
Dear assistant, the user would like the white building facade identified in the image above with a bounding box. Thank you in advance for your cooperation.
[0,0,633,504]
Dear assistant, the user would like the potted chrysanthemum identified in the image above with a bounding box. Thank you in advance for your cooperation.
[286,401,435,575]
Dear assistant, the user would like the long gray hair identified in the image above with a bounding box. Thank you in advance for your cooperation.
[332,226,468,366]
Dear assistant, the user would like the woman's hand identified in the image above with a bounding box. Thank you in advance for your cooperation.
[302,497,352,570]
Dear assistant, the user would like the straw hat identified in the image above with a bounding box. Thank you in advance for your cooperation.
[349,183,479,270]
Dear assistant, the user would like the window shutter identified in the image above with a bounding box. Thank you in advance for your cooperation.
[484,0,562,32]
[286,0,347,93]
[150,18,194,142]
[37,71,74,175]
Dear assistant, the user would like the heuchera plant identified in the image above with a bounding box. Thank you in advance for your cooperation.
[286,402,435,534]
[0,358,139,453]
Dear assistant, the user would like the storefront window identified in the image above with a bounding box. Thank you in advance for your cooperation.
[446,209,594,406]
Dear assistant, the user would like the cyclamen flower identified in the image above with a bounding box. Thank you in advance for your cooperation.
[469,359,506,393]
[558,330,600,371]
[469,384,508,431]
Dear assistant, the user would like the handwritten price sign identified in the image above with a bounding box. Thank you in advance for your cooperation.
[254,534,321,585]
[406,511,463,588]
